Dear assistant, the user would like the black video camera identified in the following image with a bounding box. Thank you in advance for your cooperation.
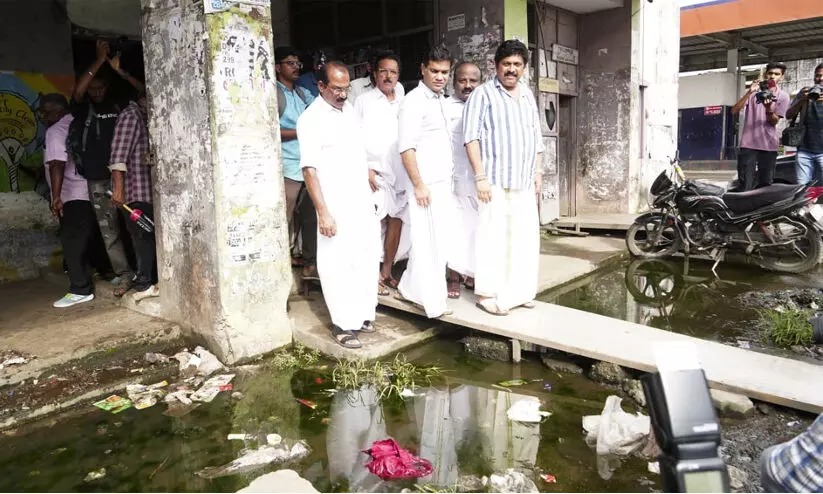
[755,80,774,104]
[642,367,730,493]
[809,84,823,101]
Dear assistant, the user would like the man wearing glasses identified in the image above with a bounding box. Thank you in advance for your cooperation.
[354,51,409,296]
[731,62,790,191]
[275,46,319,280]
[298,62,381,349]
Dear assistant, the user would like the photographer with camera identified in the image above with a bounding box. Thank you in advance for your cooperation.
[732,63,790,191]
[786,63,823,185]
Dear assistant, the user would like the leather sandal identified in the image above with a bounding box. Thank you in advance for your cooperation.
[331,326,361,349]
[476,298,509,316]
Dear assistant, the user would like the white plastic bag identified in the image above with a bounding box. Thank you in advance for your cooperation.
[582,395,650,455]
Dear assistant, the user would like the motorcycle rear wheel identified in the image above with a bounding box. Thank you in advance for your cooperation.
[626,217,682,258]
[758,218,822,274]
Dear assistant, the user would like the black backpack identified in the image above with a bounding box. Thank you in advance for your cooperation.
[68,101,120,180]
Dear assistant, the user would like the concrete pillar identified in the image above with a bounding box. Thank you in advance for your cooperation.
[141,0,292,364]
[726,48,739,74]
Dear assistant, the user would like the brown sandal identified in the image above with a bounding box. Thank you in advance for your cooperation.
[113,277,134,298]
[380,276,399,289]
[377,283,390,296]
[447,277,461,299]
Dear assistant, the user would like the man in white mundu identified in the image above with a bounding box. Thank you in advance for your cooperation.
[354,51,410,293]
[464,40,543,316]
[298,62,381,349]
[396,46,455,318]
[445,61,483,297]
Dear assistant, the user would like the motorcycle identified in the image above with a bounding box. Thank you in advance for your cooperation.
[626,154,823,274]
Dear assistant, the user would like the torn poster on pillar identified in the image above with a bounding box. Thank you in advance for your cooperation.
[204,0,270,14]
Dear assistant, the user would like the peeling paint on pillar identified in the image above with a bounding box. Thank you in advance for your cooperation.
[141,0,291,363]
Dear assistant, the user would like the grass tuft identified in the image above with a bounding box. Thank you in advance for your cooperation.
[332,354,443,399]
[267,344,321,370]
[759,308,814,348]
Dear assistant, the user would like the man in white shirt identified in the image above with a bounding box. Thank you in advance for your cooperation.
[446,61,482,297]
[298,61,381,349]
[354,51,409,294]
[348,56,406,104]
[396,46,455,318]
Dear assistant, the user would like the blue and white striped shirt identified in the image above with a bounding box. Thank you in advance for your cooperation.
[462,77,544,191]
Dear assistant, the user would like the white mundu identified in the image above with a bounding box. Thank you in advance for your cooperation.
[396,81,455,318]
[297,97,380,331]
[445,94,478,278]
[355,86,411,261]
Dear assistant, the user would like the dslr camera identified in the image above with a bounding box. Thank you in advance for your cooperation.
[642,343,730,493]
[755,80,774,104]
[809,84,823,101]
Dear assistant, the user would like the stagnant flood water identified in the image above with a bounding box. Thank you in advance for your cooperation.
[0,341,656,493]
[542,258,823,348]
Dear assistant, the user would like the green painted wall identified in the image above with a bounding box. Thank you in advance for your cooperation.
[504,0,528,42]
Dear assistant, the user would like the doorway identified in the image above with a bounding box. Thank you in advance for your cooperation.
[557,95,576,217]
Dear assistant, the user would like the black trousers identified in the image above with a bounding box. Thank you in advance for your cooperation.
[123,202,157,291]
[737,148,778,191]
[60,200,96,296]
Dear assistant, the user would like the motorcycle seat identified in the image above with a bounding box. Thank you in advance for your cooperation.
[722,183,805,214]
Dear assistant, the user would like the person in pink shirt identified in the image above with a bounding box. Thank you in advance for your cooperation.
[732,62,790,191]
[39,93,96,308]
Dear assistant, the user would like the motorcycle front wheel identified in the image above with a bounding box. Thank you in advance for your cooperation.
[625,216,682,258]
[757,217,822,274]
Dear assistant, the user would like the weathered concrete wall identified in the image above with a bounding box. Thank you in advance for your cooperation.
[0,0,73,74]
[783,58,823,97]
[576,4,632,215]
[439,0,504,80]
[628,0,679,214]
[0,193,59,282]
[141,0,292,363]
[575,0,679,215]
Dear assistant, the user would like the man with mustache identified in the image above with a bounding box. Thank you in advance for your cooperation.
[395,46,455,318]
[464,40,544,316]
[446,61,482,298]
[297,62,380,349]
[354,51,409,295]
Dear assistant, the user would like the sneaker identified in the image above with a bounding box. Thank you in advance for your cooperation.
[132,285,160,302]
[53,293,94,308]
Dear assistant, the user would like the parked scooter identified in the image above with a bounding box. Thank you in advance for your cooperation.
[626,153,823,274]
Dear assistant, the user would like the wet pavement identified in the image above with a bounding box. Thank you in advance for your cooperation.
[0,340,657,493]
[541,257,823,360]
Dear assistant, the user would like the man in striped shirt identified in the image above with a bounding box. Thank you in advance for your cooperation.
[463,39,544,316]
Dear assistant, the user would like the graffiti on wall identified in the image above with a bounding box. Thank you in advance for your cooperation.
[0,72,73,193]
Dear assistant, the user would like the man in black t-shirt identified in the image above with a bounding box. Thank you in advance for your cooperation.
[70,40,146,296]
[788,63,823,185]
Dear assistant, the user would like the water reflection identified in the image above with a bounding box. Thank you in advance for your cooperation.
[325,384,542,490]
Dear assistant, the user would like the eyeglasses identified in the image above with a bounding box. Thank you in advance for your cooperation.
[327,86,352,96]
[376,68,399,77]
[278,60,303,69]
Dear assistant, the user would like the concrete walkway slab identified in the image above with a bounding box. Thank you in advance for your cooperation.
[0,274,182,386]
[379,291,823,414]
[290,294,440,360]
[539,236,626,292]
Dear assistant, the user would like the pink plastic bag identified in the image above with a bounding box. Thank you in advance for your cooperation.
[363,438,433,480]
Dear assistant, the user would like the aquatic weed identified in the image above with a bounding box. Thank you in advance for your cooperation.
[759,308,814,348]
[331,354,443,399]
[268,344,321,370]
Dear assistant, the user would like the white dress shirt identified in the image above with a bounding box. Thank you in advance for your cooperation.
[397,81,453,187]
[354,86,404,187]
[446,95,475,197]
